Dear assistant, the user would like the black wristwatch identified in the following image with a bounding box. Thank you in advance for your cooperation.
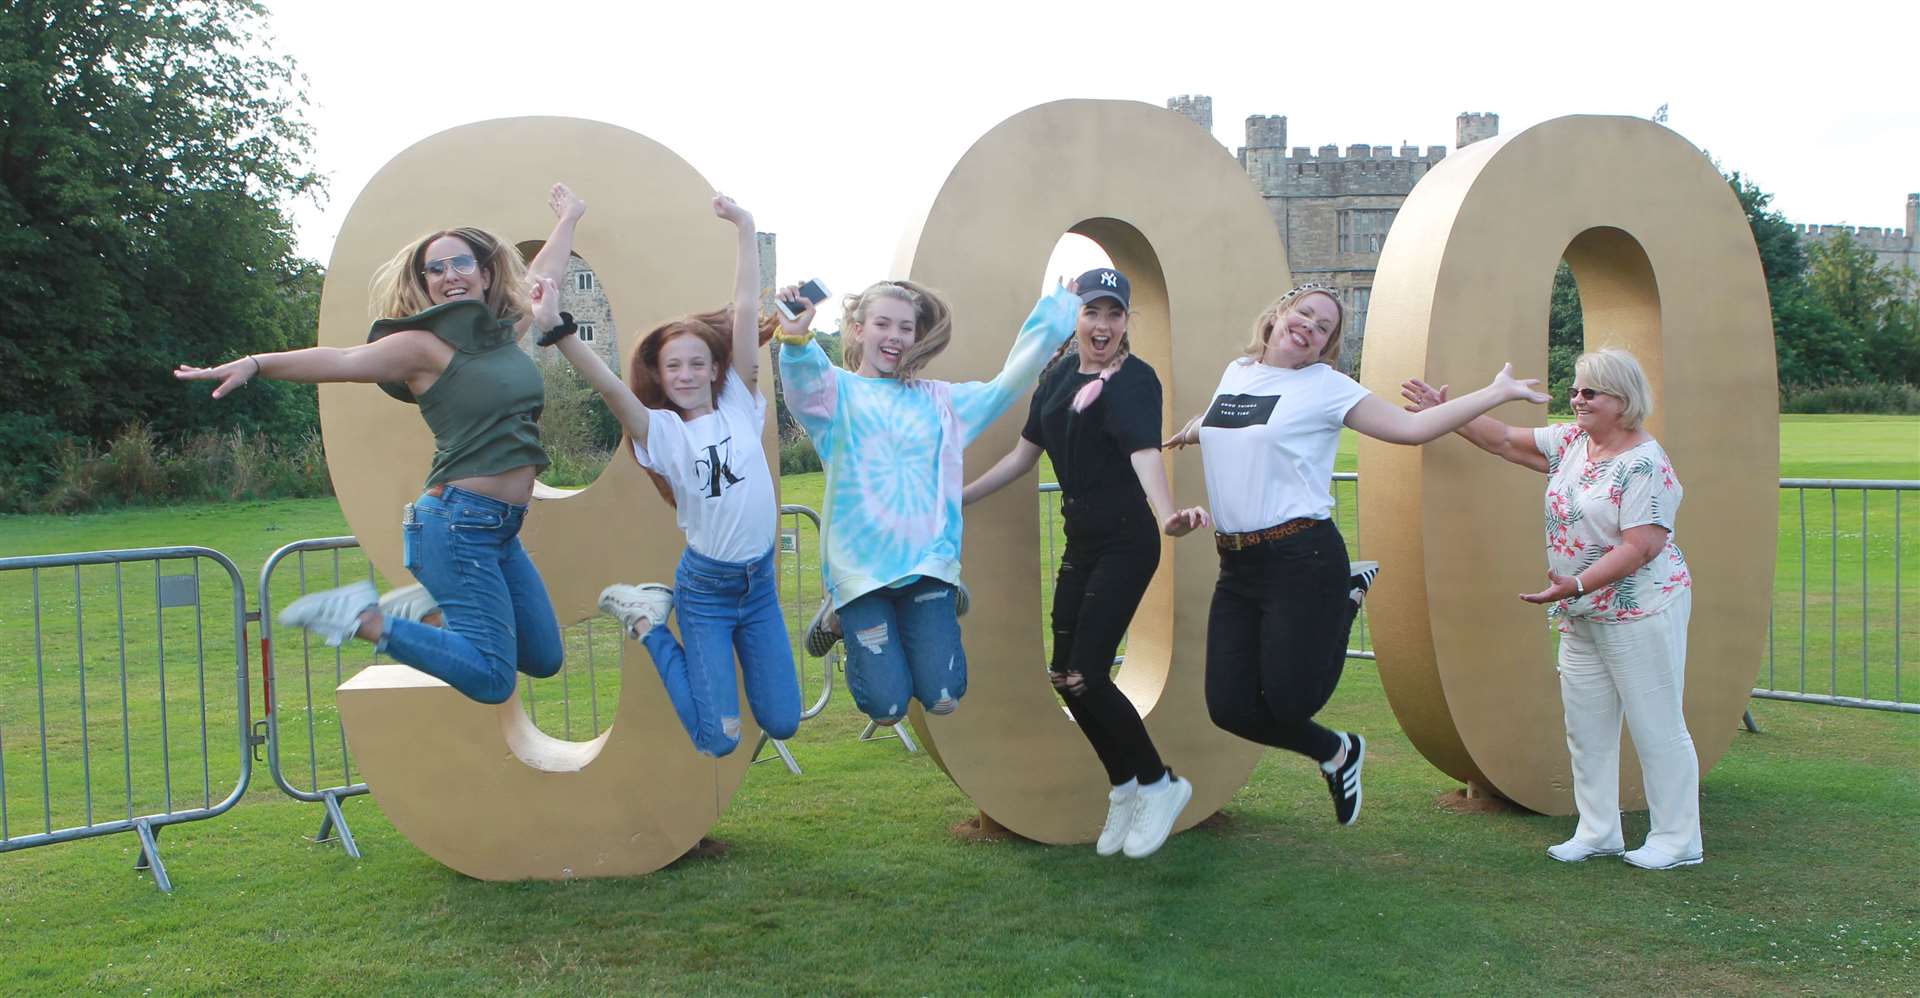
[536,311,578,347]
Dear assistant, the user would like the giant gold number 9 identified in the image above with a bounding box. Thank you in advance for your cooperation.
[323,118,768,879]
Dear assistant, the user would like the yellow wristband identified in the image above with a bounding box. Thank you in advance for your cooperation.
[773,329,812,346]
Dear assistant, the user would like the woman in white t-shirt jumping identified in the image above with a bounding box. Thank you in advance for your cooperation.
[549,187,801,758]
[1166,282,1547,826]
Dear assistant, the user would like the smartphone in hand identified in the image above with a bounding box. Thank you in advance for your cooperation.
[776,279,831,322]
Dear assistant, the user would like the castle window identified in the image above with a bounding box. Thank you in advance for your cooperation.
[1349,287,1372,338]
[575,271,596,292]
[579,322,596,342]
[1338,209,1396,254]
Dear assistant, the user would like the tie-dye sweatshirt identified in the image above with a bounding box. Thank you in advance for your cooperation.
[780,286,1078,609]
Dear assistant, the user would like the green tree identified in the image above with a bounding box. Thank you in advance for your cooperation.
[1806,231,1920,386]
[1545,262,1583,413]
[0,0,324,490]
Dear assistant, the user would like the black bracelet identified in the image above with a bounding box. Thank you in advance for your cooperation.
[536,311,578,348]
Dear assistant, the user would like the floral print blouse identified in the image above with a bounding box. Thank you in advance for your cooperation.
[1532,423,1693,624]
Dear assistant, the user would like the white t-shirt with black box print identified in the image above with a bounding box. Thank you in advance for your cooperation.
[632,369,777,564]
[1197,358,1370,534]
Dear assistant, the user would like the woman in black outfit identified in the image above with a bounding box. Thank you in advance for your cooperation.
[965,268,1210,860]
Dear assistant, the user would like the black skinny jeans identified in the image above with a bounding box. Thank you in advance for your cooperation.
[1051,497,1168,787]
[1204,517,1356,764]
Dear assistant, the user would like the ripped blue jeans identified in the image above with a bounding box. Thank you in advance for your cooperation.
[837,576,967,724]
[641,545,801,757]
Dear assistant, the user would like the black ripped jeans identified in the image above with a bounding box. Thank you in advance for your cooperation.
[1051,497,1167,787]
[1204,517,1355,764]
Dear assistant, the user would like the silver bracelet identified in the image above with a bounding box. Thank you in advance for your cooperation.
[1573,574,1585,595]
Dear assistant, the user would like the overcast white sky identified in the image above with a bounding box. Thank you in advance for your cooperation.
[266,0,1916,329]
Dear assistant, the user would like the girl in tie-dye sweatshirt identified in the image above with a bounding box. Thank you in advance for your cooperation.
[775,280,1078,725]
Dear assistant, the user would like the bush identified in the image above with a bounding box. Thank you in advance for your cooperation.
[8,426,334,514]
[1780,381,1920,414]
[779,431,821,475]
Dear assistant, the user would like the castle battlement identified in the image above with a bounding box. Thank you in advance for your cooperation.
[1793,223,1912,252]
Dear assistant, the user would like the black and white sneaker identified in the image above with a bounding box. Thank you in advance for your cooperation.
[805,598,841,658]
[1348,560,1381,605]
[1321,732,1366,826]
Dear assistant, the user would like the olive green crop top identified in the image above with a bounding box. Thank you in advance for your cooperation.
[367,300,549,487]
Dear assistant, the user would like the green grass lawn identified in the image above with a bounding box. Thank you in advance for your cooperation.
[0,416,1914,994]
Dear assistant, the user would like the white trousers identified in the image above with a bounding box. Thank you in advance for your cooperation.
[1556,590,1701,858]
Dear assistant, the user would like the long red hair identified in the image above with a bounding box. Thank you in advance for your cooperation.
[626,307,778,507]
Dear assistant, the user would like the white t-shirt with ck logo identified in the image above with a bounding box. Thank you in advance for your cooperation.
[1197,358,1370,534]
[632,369,777,563]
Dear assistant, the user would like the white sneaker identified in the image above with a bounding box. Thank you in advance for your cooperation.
[1122,774,1193,859]
[1546,838,1624,863]
[599,583,674,639]
[280,580,379,648]
[377,583,439,623]
[1095,784,1139,857]
[1622,844,1703,870]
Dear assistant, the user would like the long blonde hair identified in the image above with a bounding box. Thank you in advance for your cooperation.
[840,280,953,381]
[368,227,531,322]
[1243,283,1344,365]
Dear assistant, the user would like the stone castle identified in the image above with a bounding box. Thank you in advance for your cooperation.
[1167,94,1917,367]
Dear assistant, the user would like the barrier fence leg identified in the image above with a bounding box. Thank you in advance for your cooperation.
[315,789,362,859]
[132,819,173,893]
[1742,708,1761,733]
[859,720,919,753]
[751,733,803,775]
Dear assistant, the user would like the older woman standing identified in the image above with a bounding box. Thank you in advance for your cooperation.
[1402,347,1700,870]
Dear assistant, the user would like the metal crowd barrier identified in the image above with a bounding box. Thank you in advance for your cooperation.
[0,547,253,891]
[1757,479,1916,714]
[257,537,376,858]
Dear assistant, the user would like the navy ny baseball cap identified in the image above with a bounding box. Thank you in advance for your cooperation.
[1075,268,1131,310]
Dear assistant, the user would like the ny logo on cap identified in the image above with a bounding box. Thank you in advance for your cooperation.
[1100,272,1118,287]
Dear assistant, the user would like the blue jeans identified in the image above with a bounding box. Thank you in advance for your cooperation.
[383,485,564,704]
[838,577,966,724]
[641,546,802,756]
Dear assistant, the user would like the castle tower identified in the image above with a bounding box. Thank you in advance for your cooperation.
[1908,194,1918,240]
[1456,112,1499,148]
[1166,94,1213,134]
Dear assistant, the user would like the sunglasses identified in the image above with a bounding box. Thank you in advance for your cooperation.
[422,254,480,278]
[1568,387,1614,401]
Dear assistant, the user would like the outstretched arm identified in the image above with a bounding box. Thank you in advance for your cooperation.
[175,332,445,398]
[1129,449,1211,536]
[962,438,1042,505]
[1343,363,1549,445]
[541,275,652,449]
[1400,377,1548,473]
[712,194,763,390]
[516,183,589,335]
[948,284,1079,444]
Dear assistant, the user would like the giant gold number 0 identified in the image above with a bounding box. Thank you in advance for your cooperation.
[1355,115,1777,814]
[903,100,1282,842]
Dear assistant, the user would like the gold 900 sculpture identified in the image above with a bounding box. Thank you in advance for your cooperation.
[323,107,1772,879]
